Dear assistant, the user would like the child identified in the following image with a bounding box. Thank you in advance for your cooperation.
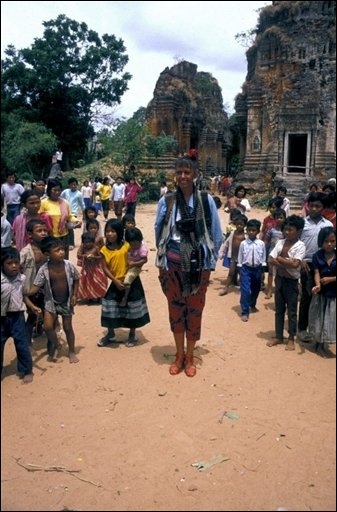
[322,192,336,228]
[218,214,247,296]
[308,227,336,357]
[298,192,333,342]
[12,189,52,251]
[85,219,104,249]
[98,219,150,348]
[24,236,80,363]
[266,215,306,350]
[122,213,136,231]
[119,227,148,307]
[1,193,13,248]
[1,247,39,383]
[277,186,291,216]
[31,178,47,199]
[264,208,287,299]
[20,219,49,345]
[224,208,242,239]
[96,177,112,221]
[160,181,168,197]
[77,232,108,304]
[82,206,104,237]
[237,219,266,322]
[260,196,283,292]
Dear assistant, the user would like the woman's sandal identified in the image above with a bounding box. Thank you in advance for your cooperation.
[126,338,138,347]
[169,353,185,375]
[97,336,117,347]
[184,354,200,378]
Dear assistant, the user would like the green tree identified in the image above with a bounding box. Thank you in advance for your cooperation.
[1,14,131,169]
[145,134,178,168]
[107,115,148,172]
[100,108,177,174]
[2,115,56,181]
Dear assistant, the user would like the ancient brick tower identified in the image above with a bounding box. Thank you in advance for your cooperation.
[145,61,231,174]
[235,0,336,197]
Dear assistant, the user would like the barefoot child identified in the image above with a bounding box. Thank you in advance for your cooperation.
[309,226,336,357]
[1,247,40,383]
[119,227,148,307]
[264,208,286,299]
[219,214,247,296]
[20,219,49,346]
[24,236,80,363]
[267,215,306,350]
[77,232,108,304]
[85,218,104,249]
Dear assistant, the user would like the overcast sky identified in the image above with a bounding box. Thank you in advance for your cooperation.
[1,1,271,119]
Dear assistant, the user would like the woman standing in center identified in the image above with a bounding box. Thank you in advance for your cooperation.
[154,156,223,377]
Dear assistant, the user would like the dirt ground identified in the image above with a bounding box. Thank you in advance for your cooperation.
[1,202,336,512]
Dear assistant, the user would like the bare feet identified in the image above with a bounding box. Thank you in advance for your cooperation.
[22,373,34,384]
[47,345,59,362]
[241,315,248,322]
[219,286,229,296]
[69,352,79,364]
[266,338,283,347]
[285,339,295,351]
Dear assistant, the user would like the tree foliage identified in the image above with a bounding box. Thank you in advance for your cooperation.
[98,108,178,173]
[3,115,56,180]
[1,14,132,173]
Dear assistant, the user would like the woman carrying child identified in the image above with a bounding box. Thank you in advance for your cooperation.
[98,219,150,348]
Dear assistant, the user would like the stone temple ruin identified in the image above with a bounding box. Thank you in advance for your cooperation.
[235,0,336,197]
[145,61,231,175]
[145,1,336,200]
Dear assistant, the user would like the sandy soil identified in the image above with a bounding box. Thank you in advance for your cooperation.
[1,203,336,512]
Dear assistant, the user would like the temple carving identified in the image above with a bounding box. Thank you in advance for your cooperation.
[235,0,336,194]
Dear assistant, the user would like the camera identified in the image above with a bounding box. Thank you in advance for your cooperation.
[176,216,195,233]
[190,248,201,285]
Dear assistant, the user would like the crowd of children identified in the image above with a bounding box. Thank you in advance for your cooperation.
[1,177,336,384]
[217,184,335,356]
